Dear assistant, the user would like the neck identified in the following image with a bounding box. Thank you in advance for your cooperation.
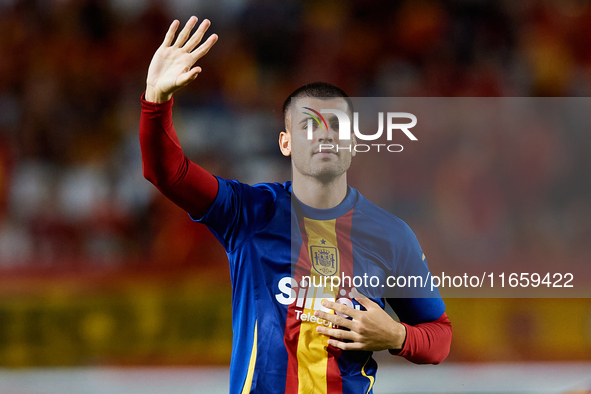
[292,171,348,209]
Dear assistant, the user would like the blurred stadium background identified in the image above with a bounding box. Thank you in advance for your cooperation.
[0,0,590,392]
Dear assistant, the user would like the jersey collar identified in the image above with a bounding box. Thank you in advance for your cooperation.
[286,181,357,220]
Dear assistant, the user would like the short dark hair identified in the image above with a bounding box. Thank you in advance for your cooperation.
[282,82,353,130]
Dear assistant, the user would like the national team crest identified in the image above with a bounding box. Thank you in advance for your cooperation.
[310,246,338,276]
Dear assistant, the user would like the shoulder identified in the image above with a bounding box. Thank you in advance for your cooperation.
[217,177,291,199]
[353,190,418,244]
[251,180,292,197]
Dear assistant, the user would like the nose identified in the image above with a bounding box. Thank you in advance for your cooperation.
[316,123,333,142]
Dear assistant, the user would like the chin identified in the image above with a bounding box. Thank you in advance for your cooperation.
[310,168,346,183]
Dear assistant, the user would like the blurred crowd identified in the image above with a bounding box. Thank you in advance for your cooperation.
[0,0,590,278]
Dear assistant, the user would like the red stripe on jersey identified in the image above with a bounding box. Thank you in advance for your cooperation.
[326,348,343,394]
[284,217,310,394]
[326,209,355,393]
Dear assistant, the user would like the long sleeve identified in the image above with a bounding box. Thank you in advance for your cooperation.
[139,93,218,218]
[390,312,452,365]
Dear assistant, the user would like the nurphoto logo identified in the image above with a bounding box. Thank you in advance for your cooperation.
[302,107,417,153]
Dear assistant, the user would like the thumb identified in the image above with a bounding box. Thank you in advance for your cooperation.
[177,67,201,86]
[352,288,376,310]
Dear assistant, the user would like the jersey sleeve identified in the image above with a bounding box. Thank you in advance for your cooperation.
[389,311,452,364]
[140,93,275,253]
[386,220,452,364]
[139,93,218,219]
[190,177,276,253]
[387,221,446,325]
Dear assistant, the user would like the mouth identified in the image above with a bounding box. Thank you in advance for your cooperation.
[313,148,337,155]
[313,150,337,158]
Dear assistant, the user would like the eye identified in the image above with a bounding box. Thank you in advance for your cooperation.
[303,121,319,131]
[330,122,339,131]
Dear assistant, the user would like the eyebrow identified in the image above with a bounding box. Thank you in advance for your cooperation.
[297,114,339,124]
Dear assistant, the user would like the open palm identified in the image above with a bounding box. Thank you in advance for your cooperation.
[146,17,218,103]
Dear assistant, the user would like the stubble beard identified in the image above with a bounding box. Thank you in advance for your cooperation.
[293,152,351,185]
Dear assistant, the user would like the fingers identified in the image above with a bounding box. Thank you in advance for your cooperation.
[173,16,198,48]
[183,19,212,53]
[316,326,359,342]
[353,295,376,310]
[176,66,202,87]
[327,339,364,351]
[190,33,218,62]
[162,20,180,47]
[314,309,354,329]
[321,300,361,320]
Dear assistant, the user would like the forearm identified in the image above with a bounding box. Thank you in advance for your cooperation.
[140,93,218,218]
[140,93,182,186]
[390,312,452,365]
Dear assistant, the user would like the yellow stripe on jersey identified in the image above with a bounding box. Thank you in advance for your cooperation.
[296,218,340,394]
[305,218,339,278]
[242,320,258,394]
[296,303,329,394]
[361,356,375,394]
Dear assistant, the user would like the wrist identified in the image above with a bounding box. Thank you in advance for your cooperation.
[390,321,407,350]
[145,86,172,103]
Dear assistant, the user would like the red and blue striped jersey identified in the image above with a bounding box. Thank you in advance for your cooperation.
[192,178,445,394]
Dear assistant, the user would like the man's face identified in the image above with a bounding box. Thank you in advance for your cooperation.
[282,97,355,183]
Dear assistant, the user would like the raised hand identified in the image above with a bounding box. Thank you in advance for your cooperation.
[145,16,218,103]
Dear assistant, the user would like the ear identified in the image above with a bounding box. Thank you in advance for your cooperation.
[351,132,357,158]
[279,131,291,156]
